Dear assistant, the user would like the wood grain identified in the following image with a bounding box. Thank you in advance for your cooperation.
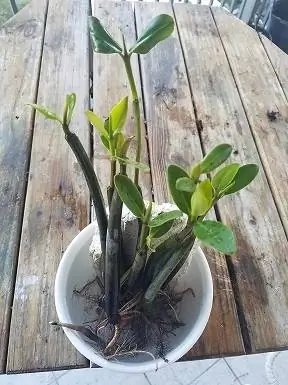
[7,0,90,372]
[0,0,48,373]
[93,0,152,203]
[212,7,288,237]
[260,34,288,99]
[175,4,288,352]
[136,1,244,357]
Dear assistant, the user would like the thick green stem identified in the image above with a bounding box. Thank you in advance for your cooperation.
[122,54,141,186]
[105,189,122,325]
[64,128,107,255]
[107,159,116,207]
[127,202,152,290]
[144,235,195,304]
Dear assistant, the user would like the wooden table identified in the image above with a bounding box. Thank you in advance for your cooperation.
[1,0,288,374]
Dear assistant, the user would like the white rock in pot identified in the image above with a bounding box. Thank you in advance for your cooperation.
[89,202,188,265]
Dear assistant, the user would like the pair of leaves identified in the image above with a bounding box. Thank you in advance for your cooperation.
[114,175,182,238]
[212,163,259,197]
[86,96,128,155]
[190,144,233,178]
[89,14,174,56]
[28,92,77,127]
[194,220,236,254]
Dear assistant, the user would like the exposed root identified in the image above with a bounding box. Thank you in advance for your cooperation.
[49,321,102,345]
[104,324,120,354]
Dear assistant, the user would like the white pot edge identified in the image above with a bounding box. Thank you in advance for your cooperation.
[55,222,213,374]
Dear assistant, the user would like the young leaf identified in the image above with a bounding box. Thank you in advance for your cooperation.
[200,144,232,173]
[167,165,191,215]
[65,93,76,125]
[224,164,259,195]
[149,210,182,228]
[149,220,174,239]
[28,104,62,123]
[114,175,145,219]
[85,110,108,138]
[110,96,128,132]
[119,136,134,157]
[100,135,110,151]
[114,156,150,171]
[176,177,196,193]
[113,132,125,155]
[129,14,174,54]
[191,179,213,218]
[212,163,240,195]
[88,16,122,54]
[193,220,237,254]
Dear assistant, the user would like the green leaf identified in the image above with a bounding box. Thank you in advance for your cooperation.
[176,177,196,193]
[224,164,259,195]
[167,165,191,215]
[85,110,108,138]
[190,164,201,179]
[129,14,174,54]
[110,96,128,132]
[114,175,145,219]
[65,93,76,125]
[193,220,237,254]
[212,163,240,195]
[28,104,62,123]
[191,179,213,218]
[88,16,122,54]
[114,156,150,171]
[100,135,110,151]
[149,220,174,240]
[113,132,125,155]
[200,144,232,173]
[149,210,182,228]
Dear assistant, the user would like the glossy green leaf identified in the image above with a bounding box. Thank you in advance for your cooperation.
[190,164,201,179]
[114,175,145,219]
[28,104,62,123]
[212,163,240,195]
[191,179,213,218]
[176,177,196,193]
[193,220,237,254]
[85,110,108,138]
[200,144,232,173]
[113,132,125,155]
[129,14,174,54]
[114,156,150,171]
[100,135,110,151]
[110,97,128,133]
[224,164,259,195]
[167,165,191,215]
[149,210,182,228]
[88,16,122,54]
[65,93,76,125]
[149,220,174,240]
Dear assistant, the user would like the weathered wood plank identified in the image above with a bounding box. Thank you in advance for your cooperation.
[136,1,244,358]
[212,7,288,237]
[175,4,288,352]
[260,34,288,99]
[93,0,152,202]
[0,0,48,373]
[7,0,91,372]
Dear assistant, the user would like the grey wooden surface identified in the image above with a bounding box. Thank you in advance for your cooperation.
[0,0,288,374]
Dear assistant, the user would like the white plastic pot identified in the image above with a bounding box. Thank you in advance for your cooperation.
[55,220,213,373]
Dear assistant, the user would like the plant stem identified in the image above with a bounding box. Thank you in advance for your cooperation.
[122,54,141,186]
[64,127,107,255]
[105,189,122,325]
[107,159,117,206]
[127,202,152,290]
